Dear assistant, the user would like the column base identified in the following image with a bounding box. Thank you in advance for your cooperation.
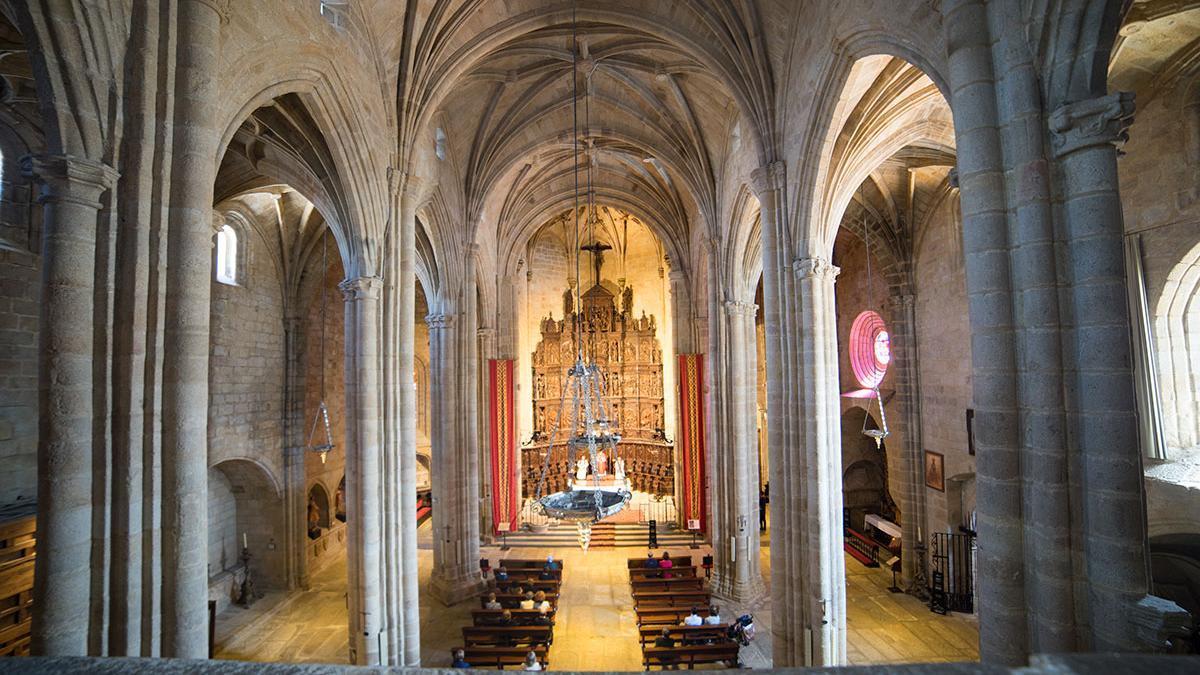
[430,570,486,606]
[710,570,769,607]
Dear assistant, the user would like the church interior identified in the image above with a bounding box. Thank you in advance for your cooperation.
[0,1,1199,672]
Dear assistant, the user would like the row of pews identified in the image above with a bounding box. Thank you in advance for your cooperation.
[628,555,741,669]
[455,559,559,669]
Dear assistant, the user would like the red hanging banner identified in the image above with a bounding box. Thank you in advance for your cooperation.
[489,359,518,535]
[677,353,707,532]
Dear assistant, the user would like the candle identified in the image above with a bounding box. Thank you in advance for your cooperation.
[243,532,248,549]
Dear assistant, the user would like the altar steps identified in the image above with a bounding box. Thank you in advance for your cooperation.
[496,522,696,549]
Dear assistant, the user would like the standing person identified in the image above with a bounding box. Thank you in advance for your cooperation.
[523,650,543,671]
[759,483,769,532]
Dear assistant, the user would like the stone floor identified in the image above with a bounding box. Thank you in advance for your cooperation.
[213,522,979,668]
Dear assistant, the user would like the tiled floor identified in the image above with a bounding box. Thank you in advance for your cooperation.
[213,523,978,668]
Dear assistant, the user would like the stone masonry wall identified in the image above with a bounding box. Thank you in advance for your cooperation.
[0,247,39,505]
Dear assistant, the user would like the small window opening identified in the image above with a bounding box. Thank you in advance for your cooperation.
[216,224,238,285]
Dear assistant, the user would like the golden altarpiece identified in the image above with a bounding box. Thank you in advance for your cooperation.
[521,276,674,498]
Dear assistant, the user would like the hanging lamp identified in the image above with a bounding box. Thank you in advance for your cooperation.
[531,2,631,542]
[859,193,891,449]
[306,231,337,464]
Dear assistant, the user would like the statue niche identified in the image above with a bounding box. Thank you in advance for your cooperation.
[524,278,673,499]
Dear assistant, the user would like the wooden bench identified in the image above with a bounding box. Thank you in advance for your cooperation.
[459,645,549,670]
[479,593,559,609]
[491,579,561,593]
[628,555,693,569]
[497,568,562,581]
[629,565,699,579]
[631,577,707,593]
[633,591,712,609]
[493,558,565,571]
[642,642,739,670]
[638,624,729,645]
[461,625,553,647]
[635,607,715,626]
[472,609,557,626]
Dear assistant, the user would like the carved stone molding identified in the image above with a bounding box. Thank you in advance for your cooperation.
[195,0,232,24]
[724,300,758,318]
[477,326,497,339]
[21,154,119,208]
[211,210,227,235]
[424,313,454,329]
[793,256,840,281]
[1049,92,1135,157]
[338,276,383,301]
[748,160,786,199]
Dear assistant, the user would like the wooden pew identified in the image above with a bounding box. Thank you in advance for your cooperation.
[472,609,557,626]
[628,555,693,569]
[635,606,715,627]
[461,625,553,647]
[497,568,562,581]
[459,645,549,670]
[638,624,730,645]
[490,579,561,594]
[629,565,699,579]
[632,591,712,609]
[493,558,565,572]
[631,577,707,593]
[479,593,559,609]
[642,642,740,670]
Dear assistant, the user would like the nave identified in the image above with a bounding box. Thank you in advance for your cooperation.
[211,522,977,669]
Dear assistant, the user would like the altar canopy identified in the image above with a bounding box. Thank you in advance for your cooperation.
[489,358,518,534]
[677,353,707,531]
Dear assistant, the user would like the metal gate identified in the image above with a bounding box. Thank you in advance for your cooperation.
[930,531,975,614]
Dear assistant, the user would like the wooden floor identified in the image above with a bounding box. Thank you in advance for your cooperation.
[212,521,979,669]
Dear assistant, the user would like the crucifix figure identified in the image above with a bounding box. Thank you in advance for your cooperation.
[581,240,612,290]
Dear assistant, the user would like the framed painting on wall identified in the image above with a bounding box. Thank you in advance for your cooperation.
[924,450,945,492]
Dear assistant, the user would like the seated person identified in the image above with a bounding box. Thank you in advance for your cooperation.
[494,566,509,582]
[644,552,660,569]
[522,650,543,672]
[654,627,676,648]
[683,607,703,626]
[534,590,551,614]
[659,551,674,578]
[519,591,536,610]
[497,609,515,626]
[703,604,722,625]
[483,592,502,610]
[532,611,554,626]
[545,554,560,571]
[451,648,471,668]
[538,566,554,580]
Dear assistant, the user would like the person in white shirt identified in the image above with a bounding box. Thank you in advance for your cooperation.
[519,591,535,610]
[703,605,722,625]
[534,590,551,614]
[523,651,543,671]
[683,608,703,626]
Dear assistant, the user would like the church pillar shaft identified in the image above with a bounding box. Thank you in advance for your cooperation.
[394,184,421,665]
[886,293,925,591]
[478,325,498,544]
[341,276,384,664]
[159,0,223,658]
[24,155,119,656]
[428,311,484,603]
[942,0,1028,663]
[1050,92,1149,650]
[283,315,308,591]
[710,301,763,602]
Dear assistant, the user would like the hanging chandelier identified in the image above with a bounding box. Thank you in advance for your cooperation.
[531,2,632,539]
[306,231,337,464]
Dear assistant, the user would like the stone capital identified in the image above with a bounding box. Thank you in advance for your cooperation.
[748,161,785,199]
[194,0,232,24]
[723,300,757,318]
[425,313,454,329]
[477,326,497,339]
[338,276,383,301]
[212,210,227,235]
[1049,92,1135,157]
[21,154,119,208]
[793,256,840,281]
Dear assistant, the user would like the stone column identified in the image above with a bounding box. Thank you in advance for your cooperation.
[478,326,498,543]
[427,313,485,603]
[886,293,926,591]
[341,275,384,664]
[282,313,308,590]
[24,154,118,656]
[793,256,847,666]
[1049,92,1150,651]
[160,0,223,658]
[941,0,1027,663]
[710,301,765,602]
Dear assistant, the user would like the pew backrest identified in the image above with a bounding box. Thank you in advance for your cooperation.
[627,556,693,569]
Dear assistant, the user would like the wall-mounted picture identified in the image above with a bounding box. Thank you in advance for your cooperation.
[925,450,945,492]
[966,408,976,456]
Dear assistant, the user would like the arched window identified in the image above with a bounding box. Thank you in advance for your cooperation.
[215,224,238,285]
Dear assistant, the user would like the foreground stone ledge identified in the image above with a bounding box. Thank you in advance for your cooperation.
[2,655,1199,674]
